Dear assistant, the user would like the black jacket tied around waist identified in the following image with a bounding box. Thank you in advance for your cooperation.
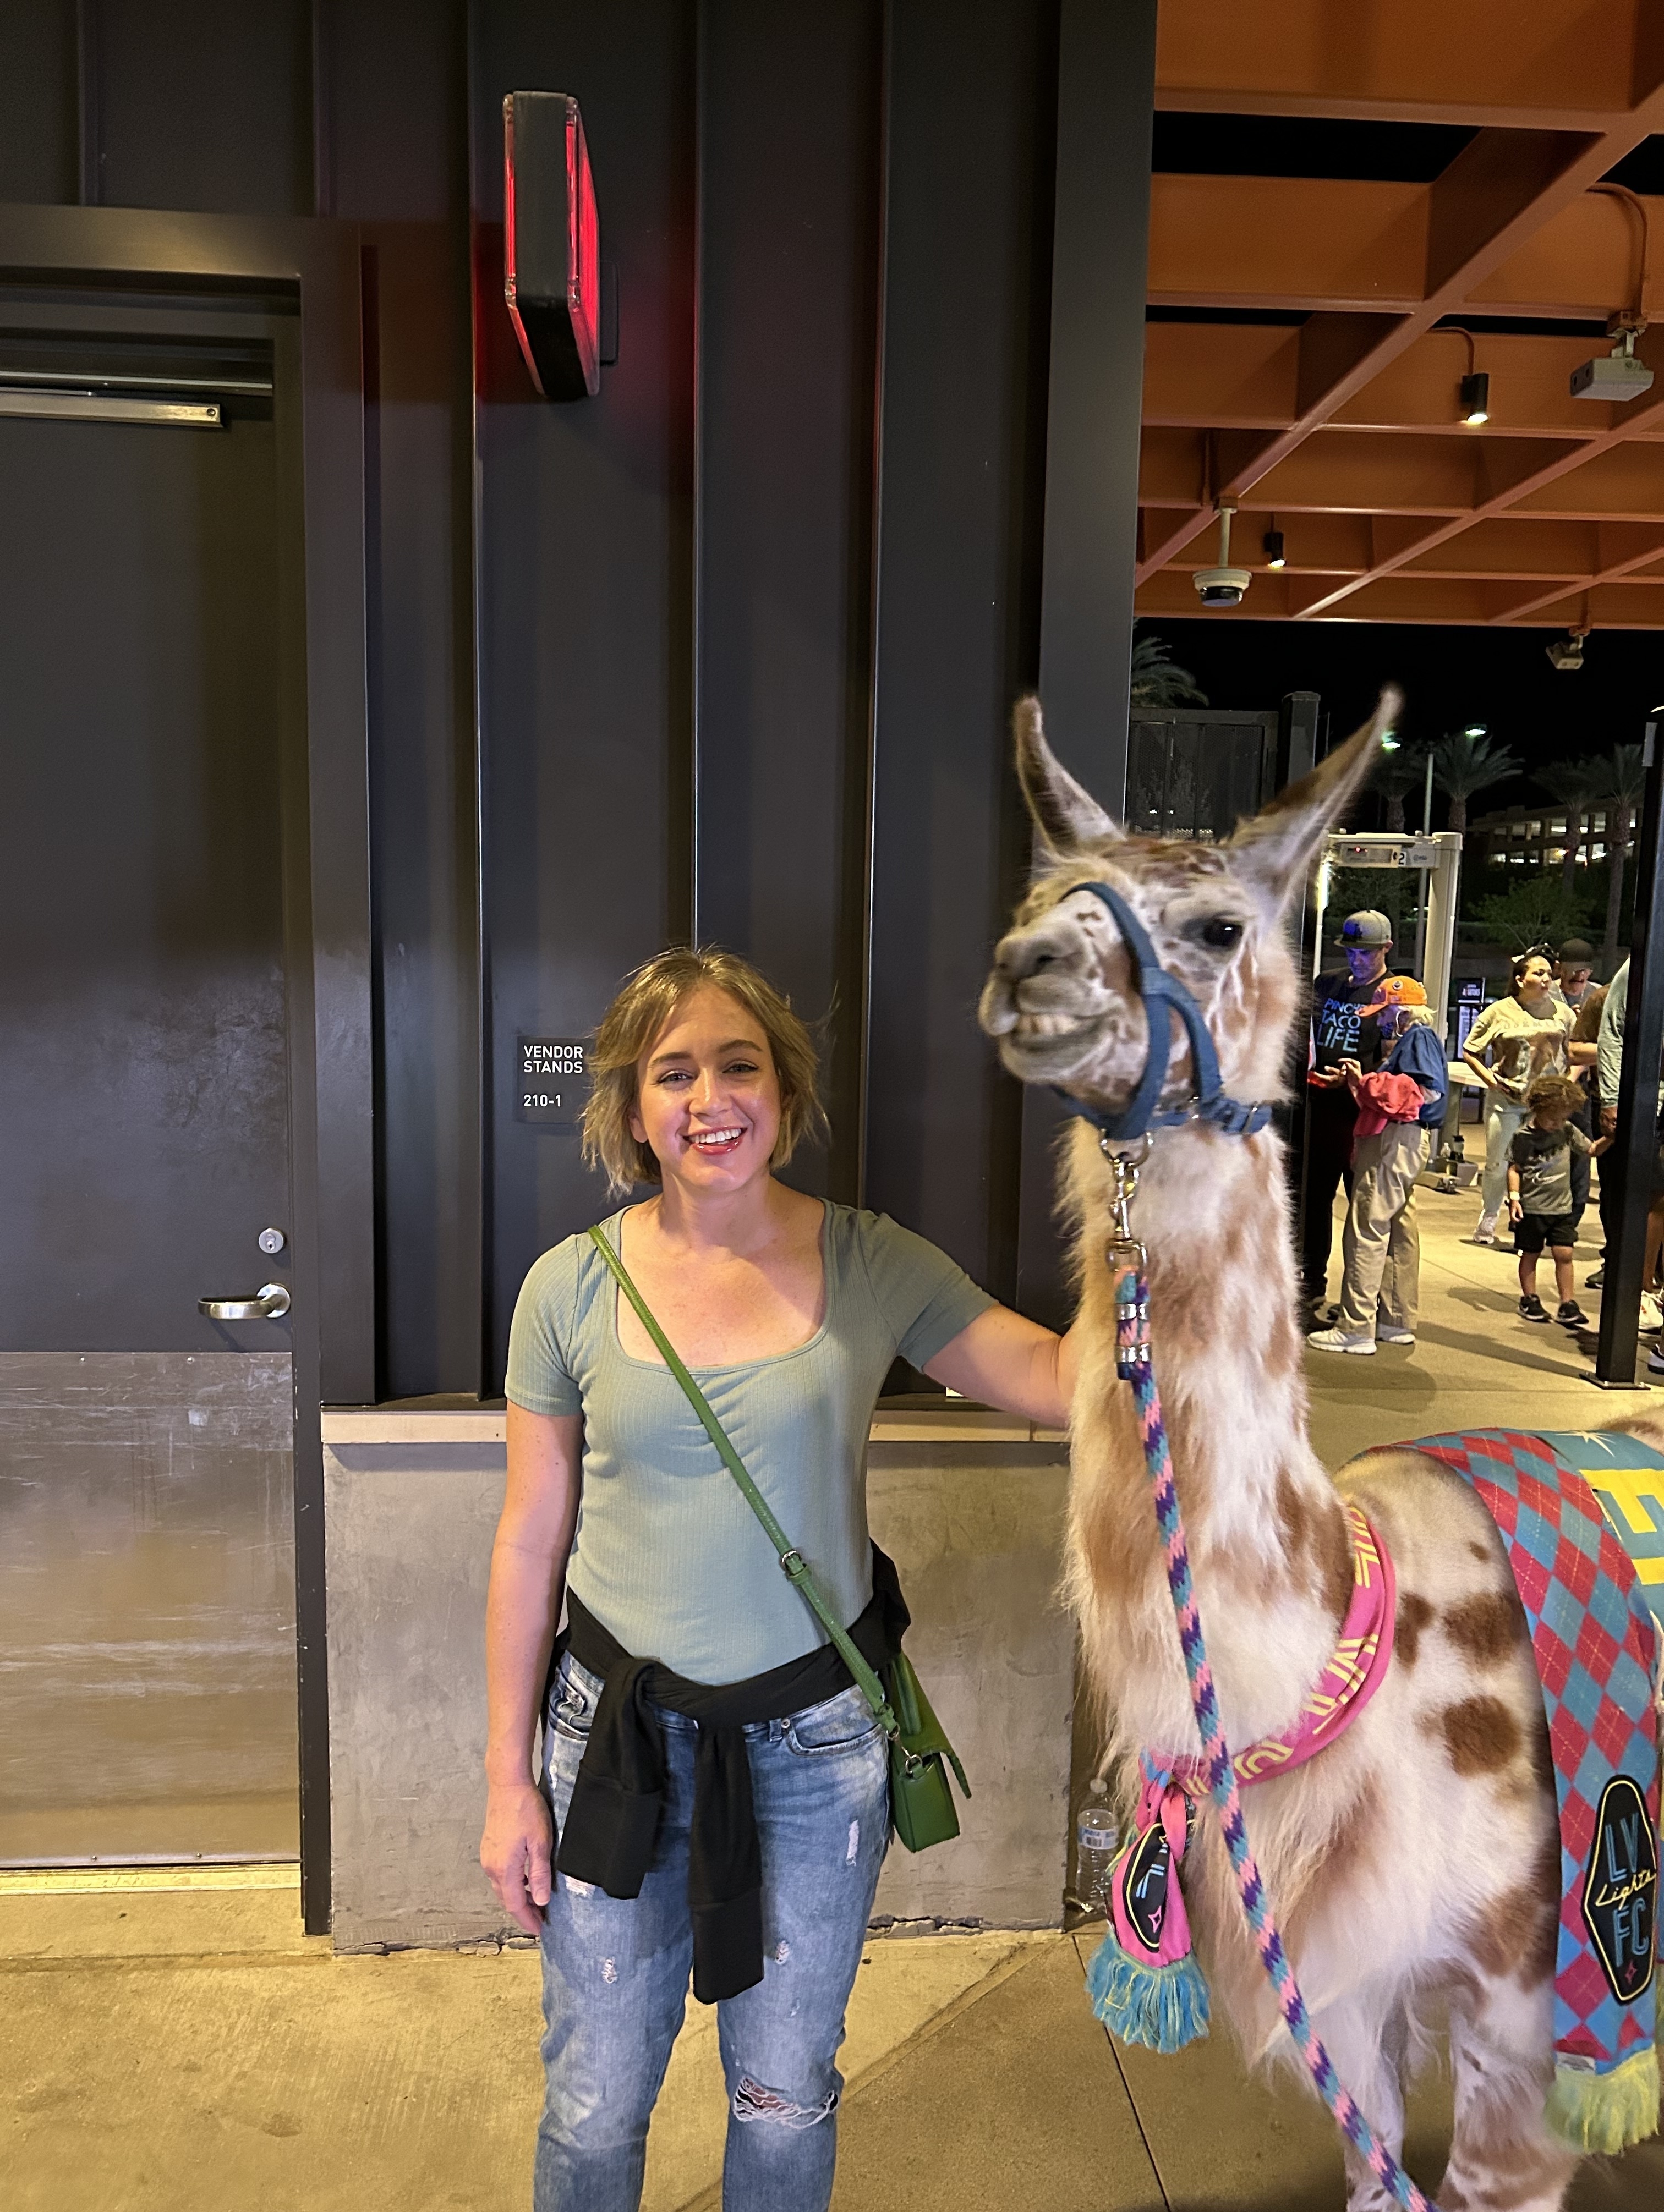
[552,1545,908,2002]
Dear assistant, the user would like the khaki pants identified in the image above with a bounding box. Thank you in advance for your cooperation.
[1335,1123,1431,1337]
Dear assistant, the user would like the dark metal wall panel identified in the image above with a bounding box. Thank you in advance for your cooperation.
[472,0,697,1384]
[332,2,482,1401]
[693,0,884,1205]
[94,0,313,217]
[1015,0,1157,1327]
[0,2,77,205]
[0,3,1159,1371]
[0,5,483,1399]
[862,0,1054,1298]
[1034,0,1156,814]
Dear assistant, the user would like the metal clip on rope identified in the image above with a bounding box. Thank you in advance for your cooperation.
[1103,1134,1151,1381]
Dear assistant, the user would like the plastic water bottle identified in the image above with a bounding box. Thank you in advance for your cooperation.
[1076,1787,1120,1917]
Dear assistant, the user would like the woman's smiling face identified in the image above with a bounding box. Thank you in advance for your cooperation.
[628,984,782,1193]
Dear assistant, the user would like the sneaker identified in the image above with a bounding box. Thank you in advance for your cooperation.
[1468,1214,1499,1246]
[1586,1268,1605,1288]
[1519,1294,1550,1324]
[1643,1294,1663,1335]
[1649,1344,1664,1377]
[1376,1323,1416,1346]
[1306,1327,1376,1355]
[1556,1302,1590,1329]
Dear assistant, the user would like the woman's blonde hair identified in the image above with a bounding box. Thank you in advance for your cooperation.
[581,947,830,1195]
[1394,1004,1436,1030]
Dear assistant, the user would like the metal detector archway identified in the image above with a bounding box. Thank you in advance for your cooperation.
[1312,830,1463,1038]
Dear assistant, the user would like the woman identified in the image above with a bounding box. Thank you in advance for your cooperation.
[1460,950,1578,1245]
[480,947,1092,2212]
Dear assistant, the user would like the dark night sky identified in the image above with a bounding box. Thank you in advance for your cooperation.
[1142,619,1664,819]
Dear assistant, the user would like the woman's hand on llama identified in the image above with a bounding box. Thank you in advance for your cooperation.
[925,1293,1126,1428]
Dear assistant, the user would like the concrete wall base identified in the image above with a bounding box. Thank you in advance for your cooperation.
[323,1409,1073,1954]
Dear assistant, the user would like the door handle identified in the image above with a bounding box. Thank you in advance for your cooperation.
[199,1282,291,1320]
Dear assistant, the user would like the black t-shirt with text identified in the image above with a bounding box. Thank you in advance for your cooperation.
[1311,970,1388,1076]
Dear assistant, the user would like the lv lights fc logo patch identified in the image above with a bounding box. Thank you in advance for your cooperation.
[1583,1775,1657,2005]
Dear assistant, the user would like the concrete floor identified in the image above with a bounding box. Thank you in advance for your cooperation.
[6,1185,1661,2210]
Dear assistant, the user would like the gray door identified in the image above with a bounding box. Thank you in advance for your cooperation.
[0,398,298,1862]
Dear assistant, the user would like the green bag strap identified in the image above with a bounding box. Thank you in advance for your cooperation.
[586,1224,904,1744]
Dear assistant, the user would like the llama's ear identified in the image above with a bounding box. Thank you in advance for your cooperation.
[1014,695,1124,852]
[1228,686,1402,912]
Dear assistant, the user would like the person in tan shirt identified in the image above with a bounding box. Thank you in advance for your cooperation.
[1460,952,1576,1243]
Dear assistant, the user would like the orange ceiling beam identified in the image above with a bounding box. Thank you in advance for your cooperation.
[1290,369,1664,618]
[1136,130,1650,580]
[1146,175,1664,319]
[1141,4,1664,625]
[1147,176,1428,314]
[1143,429,1600,519]
[1142,323,1644,439]
[1135,567,1664,628]
[1139,156,1664,584]
[1154,0,1659,129]
[1134,508,1664,613]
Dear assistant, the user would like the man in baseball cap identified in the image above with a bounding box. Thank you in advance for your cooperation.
[1308,975,1447,1354]
[1301,910,1399,1316]
[1552,939,1597,1014]
[1338,910,1393,951]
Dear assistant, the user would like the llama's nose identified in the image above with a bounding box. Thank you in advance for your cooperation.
[994,917,1086,985]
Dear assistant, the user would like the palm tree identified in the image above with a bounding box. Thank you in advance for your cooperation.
[1373,745,1426,833]
[1594,742,1648,970]
[1535,758,1608,896]
[1431,728,1522,836]
[1129,624,1208,709]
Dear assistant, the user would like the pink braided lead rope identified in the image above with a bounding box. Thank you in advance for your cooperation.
[1115,1258,1439,2212]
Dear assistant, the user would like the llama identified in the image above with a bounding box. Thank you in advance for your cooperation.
[978,694,1660,2212]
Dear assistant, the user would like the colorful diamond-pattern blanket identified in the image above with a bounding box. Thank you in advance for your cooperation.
[1414,1431,1660,2139]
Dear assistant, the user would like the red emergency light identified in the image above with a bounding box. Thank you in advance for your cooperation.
[503,91,600,401]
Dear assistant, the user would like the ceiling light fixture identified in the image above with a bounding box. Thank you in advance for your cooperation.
[1459,371,1490,425]
[1442,326,1490,425]
[1262,528,1285,569]
[1192,500,1251,607]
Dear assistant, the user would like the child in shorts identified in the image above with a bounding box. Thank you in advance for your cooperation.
[1507,1073,1610,1326]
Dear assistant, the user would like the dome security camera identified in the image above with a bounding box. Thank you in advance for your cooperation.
[1192,566,1252,607]
[1191,502,1251,608]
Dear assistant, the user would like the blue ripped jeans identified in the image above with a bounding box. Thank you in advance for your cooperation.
[534,1649,890,2212]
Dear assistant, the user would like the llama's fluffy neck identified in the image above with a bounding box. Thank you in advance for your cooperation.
[1068,1118,1352,1761]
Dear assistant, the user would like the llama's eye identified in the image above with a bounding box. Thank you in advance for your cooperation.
[1196,917,1244,949]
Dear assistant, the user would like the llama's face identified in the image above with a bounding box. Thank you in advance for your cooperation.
[978,695,1397,1120]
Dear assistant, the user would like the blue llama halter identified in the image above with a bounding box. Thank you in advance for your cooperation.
[1049,879,1272,1143]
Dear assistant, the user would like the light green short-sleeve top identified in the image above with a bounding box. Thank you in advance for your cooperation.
[505,1201,996,1683]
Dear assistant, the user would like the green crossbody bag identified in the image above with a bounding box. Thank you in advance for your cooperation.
[587,1224,970,1852]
